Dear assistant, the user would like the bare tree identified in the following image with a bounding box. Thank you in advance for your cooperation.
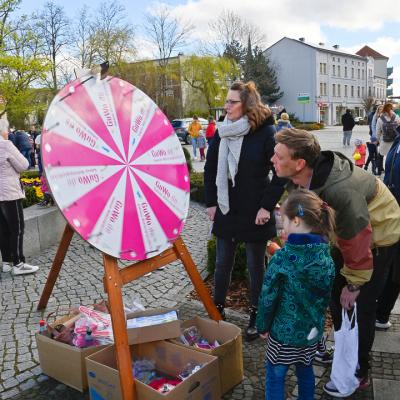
[34,1,70,92]
[0,0,21,49]
[207,9,266,56]
[91,2,136,67]
[145,5,193,112]
[362,96,375,113]
[72,7,96,68]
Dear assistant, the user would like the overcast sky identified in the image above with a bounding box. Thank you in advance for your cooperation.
[21,0,400,96]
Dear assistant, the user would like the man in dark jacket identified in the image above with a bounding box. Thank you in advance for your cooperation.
[15,130,33,167]
[272,128,400,396]
[368,106,377,136]
[341,109,355,146]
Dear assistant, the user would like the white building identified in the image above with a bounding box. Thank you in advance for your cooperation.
[264,37,388,125]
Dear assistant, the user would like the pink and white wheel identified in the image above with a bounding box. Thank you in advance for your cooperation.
[42,76,190,260]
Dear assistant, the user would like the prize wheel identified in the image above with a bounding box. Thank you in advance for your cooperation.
[42,76,190,260]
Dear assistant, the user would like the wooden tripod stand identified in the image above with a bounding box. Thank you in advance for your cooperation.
[37,223,221,400]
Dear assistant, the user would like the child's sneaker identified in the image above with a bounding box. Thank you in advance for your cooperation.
[12,262,39,275]
[2,262,12,272]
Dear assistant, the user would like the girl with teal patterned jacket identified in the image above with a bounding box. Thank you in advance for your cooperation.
[256,189,336,400]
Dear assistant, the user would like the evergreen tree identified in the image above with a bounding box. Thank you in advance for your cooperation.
[223,39,246,66]
[243,38,283,104]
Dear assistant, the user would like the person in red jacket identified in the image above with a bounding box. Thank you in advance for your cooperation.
[353,139,366,168]
[205,116,216,145]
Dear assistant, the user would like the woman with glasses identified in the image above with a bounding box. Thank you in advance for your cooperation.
[204,81,286,340]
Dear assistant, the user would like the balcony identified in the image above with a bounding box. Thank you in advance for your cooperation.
[387,78,393,86]
[387,88,393,97]
[387,66,393,77]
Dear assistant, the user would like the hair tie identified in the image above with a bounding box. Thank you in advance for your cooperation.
[297,204,304,217]
[321,201,329,210]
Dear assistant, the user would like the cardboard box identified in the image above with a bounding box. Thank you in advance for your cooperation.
[36,315,106,392]
[171,316,243,394]
[125,308,181,345]
[86,340,221,400]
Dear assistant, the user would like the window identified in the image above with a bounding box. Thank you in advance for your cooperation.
[357,69,360,79]
[338,84,341,97]
[320,82,323,96]
[320,63,323,74]
[345,66,348,77]
[333,65,336,76]
[338,58,340,62]
[345,85,348,97]
[358,62,360,66]
[332,84,336,96]
[368,86,371,96]
[324,63,327,74]
[351,86,354,97]
[333,57,335,61]
[357,86,360,97]
[362,70,365,80]
[324,83,327,95]
[345,59,347,63]
[351,68,354,78]
[338,65,341,77]
[352,60,354,65]
[319,63,327,74]
[362,87,365,97]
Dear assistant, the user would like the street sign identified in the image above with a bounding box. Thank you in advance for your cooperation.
[297,93,310,103]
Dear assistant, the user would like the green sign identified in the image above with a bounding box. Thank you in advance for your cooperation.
[297,93,310,103]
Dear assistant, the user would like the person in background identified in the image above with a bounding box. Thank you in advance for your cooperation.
[257,189,336,400]
[341,109,355,147]
[218,110,226,122]
[204,81,286,341]
[376,134,400,329]
[0,119,39,275]
[276,112,293,132]
[188,115,202,161]
[272,128,400,396]
[364,137,379,175]
[197,130,207,162]
[205,116,216,145]
[15,129,33,168]
[368,106,377,137]
[353,139,366,168]
[8,127,16,146]
[376,103,400,158]
[34,131,42,175]
[27,125,38,168]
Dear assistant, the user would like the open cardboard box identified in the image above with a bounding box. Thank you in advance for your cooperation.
[36,314,106,392]
[125,308,181,344]
[170,316,243,394]
[86,340,221,400]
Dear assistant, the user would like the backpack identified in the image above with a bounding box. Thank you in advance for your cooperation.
[380,115,398,142]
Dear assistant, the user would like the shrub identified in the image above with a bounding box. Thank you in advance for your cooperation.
[207,236,248,280]
[292,122,324,131]
[190,171,205,203]
[21,170,40,179]
[182,147,193,173]
[22,186,41,208]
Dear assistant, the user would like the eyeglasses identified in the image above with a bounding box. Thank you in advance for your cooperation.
[225,99,241,105]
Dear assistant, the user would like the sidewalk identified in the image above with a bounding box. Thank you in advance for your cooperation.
[1,125,399,399]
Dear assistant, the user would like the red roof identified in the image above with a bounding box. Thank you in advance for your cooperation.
[356,46,388,59]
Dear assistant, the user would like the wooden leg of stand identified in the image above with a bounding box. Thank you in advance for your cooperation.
[103,254,135,400]
[37,224,74,310]
[174,237,221,321]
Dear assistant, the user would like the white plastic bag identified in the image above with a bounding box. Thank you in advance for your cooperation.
[330,304,359,395]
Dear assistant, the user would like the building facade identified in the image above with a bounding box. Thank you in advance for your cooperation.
[264,37,389,125]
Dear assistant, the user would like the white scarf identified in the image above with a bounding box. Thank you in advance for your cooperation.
[216,116,251,215]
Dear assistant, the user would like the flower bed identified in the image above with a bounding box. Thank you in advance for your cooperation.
[20,177,43,208]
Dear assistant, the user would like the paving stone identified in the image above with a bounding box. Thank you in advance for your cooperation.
[372,331,400,354]
[373,378,400,400]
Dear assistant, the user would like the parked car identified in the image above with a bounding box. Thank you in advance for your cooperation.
[171,118,208,144]
[354,116,366,125]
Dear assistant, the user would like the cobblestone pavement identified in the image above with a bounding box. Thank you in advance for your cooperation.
[2,125,399,399]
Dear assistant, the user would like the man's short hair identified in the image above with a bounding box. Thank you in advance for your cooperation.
[275,128,321,167]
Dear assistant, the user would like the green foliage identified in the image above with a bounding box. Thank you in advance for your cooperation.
[182,147,193,173]
[190,171,205,203]
[223,39,246,65]
[243,45,283,104]
[22,186,40,208]
[207,236,248,280]
[181,55,240,112]
[20,170,40,179]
